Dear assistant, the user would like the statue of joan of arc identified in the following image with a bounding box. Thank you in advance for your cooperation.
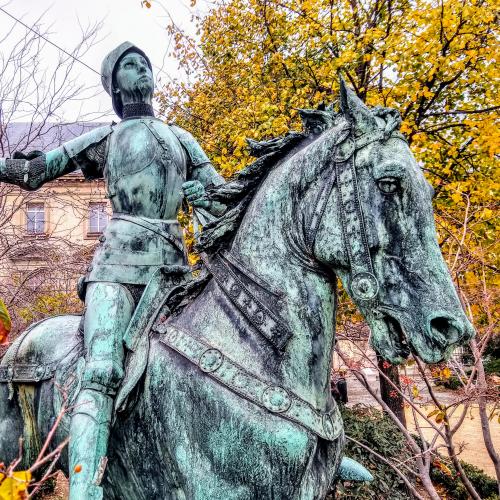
[0,41,225,499]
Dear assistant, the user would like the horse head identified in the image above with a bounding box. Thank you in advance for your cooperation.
[312,80,475,364]
[192,79,474,403]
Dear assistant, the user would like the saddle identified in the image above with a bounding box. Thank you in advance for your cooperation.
[114,264,194,413]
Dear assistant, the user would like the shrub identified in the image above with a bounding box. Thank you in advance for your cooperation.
[484,334,500,359]
[431,457,499,500]
[13,291,82,336]
[484,358,500,375]
[433,375,463,390]
[332,405,415,499]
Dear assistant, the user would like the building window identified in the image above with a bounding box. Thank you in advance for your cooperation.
[26,203,45,234]
[88,203,108,234]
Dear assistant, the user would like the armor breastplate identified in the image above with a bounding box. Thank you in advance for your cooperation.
[104,118,187,219]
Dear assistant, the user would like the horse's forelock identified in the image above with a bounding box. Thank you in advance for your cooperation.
[297,106,400,184]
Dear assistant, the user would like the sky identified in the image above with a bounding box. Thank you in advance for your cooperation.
[0,0,210,121]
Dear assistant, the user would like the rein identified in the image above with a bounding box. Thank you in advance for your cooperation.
[308,127,407,304]
[201,252,292,352]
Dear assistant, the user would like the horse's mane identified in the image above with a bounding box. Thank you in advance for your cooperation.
[196,104,338,255]
[167,102,401,316]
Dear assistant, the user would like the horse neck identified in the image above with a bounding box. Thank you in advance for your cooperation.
[227,153,337,409]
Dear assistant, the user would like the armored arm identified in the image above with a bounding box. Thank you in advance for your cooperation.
[170,125,226,216]
[0,125,112,190]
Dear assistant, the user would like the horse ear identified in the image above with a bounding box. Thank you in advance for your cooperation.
[339,76,377,132]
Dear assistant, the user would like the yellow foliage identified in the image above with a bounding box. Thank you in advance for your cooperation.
[0,470,30,499]
[158,0,499,335]
[15,292,82,327]
[0,298,11,345]
[435,411,446,424]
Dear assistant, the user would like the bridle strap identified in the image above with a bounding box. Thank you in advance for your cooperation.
[336,154,379,302]
[304,169,337,251]
[308,129,407,303]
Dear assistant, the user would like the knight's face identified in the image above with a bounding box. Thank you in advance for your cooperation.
[114,51,154,101]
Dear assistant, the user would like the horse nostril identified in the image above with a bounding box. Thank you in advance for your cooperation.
[429,316,463,345]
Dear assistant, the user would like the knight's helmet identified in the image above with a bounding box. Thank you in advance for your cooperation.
[101,41,153,118]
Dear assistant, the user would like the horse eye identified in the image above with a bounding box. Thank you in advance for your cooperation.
[377,177,400,194]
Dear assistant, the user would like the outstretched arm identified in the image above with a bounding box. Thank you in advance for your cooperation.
[0,148,76,191]
[0,124,112,190]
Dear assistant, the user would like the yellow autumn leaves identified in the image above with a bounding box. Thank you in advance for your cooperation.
[158,0,498,332]
[0,299,11,346]
[0,471,30,500]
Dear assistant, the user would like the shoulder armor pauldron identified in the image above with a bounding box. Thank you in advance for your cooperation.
[169,125,210,167]
[63,124,114,159]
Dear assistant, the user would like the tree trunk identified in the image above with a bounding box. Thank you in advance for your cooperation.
[377,355,407,427]
[471,340,500,493]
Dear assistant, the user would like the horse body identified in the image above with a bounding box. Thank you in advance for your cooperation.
[0,83,474,499]
[104,335,339,499]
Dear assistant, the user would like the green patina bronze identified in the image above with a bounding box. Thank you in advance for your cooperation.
[0,42,225,499]
[0,43,474,499]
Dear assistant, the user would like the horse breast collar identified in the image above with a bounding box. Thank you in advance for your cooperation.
[309,127,407,303]
[202,252,292,352]
[155,323,343,442]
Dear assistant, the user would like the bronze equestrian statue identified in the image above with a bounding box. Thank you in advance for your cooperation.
[0,43,474,498]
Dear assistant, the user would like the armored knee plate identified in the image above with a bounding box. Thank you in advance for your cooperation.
[82,360,124,395]
[81,282,135,394]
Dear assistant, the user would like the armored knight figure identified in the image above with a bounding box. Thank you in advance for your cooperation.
[0,42,225,499]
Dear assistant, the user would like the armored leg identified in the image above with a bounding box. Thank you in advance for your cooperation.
[69,282,135,500]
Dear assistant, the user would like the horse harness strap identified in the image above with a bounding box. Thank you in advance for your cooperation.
[156,324,343,442]
[309,129,407,303]
[202,252,292,352]
[0,362,57,383]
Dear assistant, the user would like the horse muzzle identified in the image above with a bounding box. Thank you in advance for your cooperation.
[398,311,474,364]
[417,312,475,364]
[368,306,475,365]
